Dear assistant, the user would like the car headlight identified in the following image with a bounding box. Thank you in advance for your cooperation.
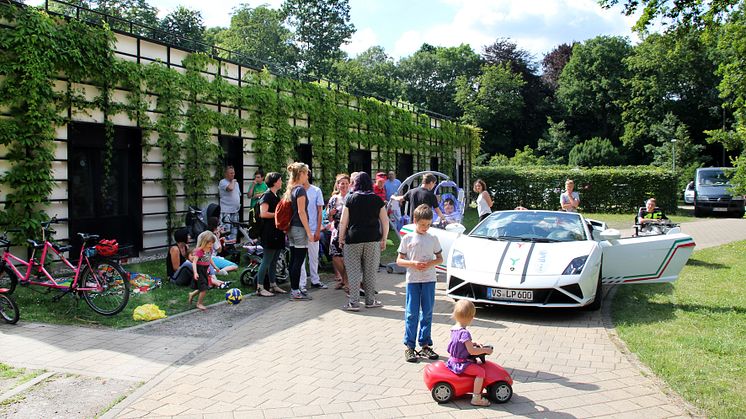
[562,256,588,275]
[451,249,466,269]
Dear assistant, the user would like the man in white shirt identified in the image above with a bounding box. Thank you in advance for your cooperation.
[300,173,327,292]
[218,166,241,240]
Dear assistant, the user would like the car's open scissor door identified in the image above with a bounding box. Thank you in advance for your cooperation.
[599,233,695,284]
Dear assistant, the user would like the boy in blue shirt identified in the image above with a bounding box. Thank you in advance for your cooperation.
[397,204,443,362]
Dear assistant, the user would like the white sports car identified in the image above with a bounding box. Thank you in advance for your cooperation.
[401,210,695,310]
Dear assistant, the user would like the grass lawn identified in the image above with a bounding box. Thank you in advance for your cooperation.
[0,363,43,392]
[582,212,698,230]
[612,240,746,418]
[9,260,246,328]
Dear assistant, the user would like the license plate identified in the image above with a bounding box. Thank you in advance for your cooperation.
[487,287,533,302]
[713,207,728,212]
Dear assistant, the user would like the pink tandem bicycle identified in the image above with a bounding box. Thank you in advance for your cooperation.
[0,218,130,317]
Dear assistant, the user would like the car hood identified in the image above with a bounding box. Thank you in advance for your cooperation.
[451,236,597,278]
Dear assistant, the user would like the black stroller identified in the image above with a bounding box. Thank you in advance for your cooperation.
[185,203,221,240]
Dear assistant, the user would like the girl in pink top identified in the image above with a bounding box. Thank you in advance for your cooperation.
[188,231,218,311]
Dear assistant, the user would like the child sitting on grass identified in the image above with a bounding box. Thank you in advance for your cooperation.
[188,231,218,312]
[446,299,494,407]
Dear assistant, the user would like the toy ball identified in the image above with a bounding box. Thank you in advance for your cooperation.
[225,288,242,305]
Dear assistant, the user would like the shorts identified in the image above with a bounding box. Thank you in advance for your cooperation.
[192,265,209,292]
[288,225,308,248]
[212,256,237,270]
[329,228,343,257]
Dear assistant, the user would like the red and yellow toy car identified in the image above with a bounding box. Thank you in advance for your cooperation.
[423,354,513,404]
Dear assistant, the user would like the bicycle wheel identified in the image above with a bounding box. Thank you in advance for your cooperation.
[0,265,18,295]
[0,293,19,324]
[79,258,130,316]
[275,248,289,284]
[240,257,260,287]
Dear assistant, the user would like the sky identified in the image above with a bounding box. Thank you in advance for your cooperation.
[30,0,642,61]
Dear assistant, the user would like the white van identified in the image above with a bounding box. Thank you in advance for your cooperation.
[693,167,745,218]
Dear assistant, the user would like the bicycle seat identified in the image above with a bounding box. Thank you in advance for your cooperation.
[52,243,73,253]
[26,239,45,249]
[77,232,100,242]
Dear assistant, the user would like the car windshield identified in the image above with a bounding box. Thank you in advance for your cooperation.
[470,211,587,242]
[699,170,732,186]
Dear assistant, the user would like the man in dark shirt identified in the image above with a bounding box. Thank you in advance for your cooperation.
[637,198,668,224]
[392,173,445,222]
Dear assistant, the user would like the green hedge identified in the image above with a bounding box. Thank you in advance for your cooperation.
[472,166,678,213]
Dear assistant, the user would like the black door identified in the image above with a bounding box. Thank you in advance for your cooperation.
[430,156,439,172]
[397,153,414,180]
[348,150,371,174]
[219,136,244,218]
[68,122,142,255]
[296,144,313,167]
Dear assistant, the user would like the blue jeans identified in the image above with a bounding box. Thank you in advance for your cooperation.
[403,281,436,349]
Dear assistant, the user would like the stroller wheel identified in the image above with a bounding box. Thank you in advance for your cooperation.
[240,262,260,287]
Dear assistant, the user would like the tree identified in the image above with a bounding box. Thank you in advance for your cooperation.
[482,38,551,155]
[568,137,621,167]
[537,118,578,164]
[48,0,159,34]
[398,43,482,117]
[219,5,298,72]
[155,6,206,52]
[282,0,355,77]
[330,46,403,100]
[644,113,707,186]
[455,63,525,154]
[600,0,746,193]
[620,29,722,160]
[556,36,632,143]
[541,43,575,91]
[598,0,739,32]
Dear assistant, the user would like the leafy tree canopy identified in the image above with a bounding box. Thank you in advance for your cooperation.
[155,6,206,52]
[568,137,621,167]
[537,118,578,165]
[398,43,482,118]
[556,36,632,143]
[330,46,404,100]
[219,4,298,72]
[282,0,356,77]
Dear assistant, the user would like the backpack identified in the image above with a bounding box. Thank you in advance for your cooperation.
[248,196,264,239]
[274,198,292,233]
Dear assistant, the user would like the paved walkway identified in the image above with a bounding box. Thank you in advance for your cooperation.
[2,217,744,418]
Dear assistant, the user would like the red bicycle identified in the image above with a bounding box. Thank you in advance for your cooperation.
[0,218,130,316]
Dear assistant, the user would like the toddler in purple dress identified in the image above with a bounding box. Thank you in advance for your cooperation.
[445,299,493,407]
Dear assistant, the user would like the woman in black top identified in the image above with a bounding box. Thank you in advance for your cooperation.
[167,228,193,286]
[338,172,389,311]
[255,172,287,296]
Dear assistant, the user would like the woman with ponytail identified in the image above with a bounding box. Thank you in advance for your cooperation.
[285,162,314,300]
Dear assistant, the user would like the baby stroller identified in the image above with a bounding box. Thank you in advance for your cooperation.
[238,241,290,287]
[185,203,221,240]
[432,180,466,225]
[386,171,461,274]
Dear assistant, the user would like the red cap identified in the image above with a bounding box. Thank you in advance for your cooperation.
[376,172,387,180]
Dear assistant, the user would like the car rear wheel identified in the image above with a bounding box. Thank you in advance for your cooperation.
[487,381,512,403]
[431,382,454,404]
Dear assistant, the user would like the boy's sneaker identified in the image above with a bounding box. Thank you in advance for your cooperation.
[419,346,439,360]
[405,348,419,363]
[310,282,328,289]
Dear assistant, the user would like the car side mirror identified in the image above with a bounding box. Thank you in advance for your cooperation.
[599,229,621,241]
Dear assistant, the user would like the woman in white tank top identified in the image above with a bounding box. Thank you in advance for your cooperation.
[473,179,493,221]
